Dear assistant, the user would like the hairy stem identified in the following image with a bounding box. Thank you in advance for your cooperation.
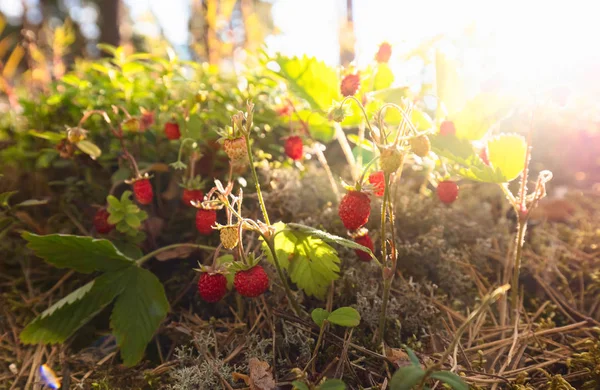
[376,171,392,345]
[136,243,216,266]
[510,219,527,319]
[245,134,271,226]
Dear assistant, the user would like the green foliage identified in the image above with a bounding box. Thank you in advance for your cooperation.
[429,372,468,390]
[287,223,376,260]
[75,139,102,160]
[326,307,361,327]
[311,308,330,328]
[22,232,134,273]
[264,222,341,299]
[431,133,526,183]
[20,233,169,366]
[107,191,148,241]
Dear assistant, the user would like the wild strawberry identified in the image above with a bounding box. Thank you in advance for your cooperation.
[198,272,227,302]
[380,146,404,175]
[234,265,269,298]
[122,117,141,132]
[284,136,303,161]
[276,104,292,117]
[94,208,115,234]
[479,147,490,165]
[339,191,371,231]
[196,208,217,235]
[439,121,456,136]
[375,42,392,63]
[437,180,459,204]
[140,110,154,130]
[223,137,249,164]
[182,189,204,207]
[219,225,239,249]
[354,233,374,262]
[164,121,181,140]
[368,171,385,197]
[340,74,360,97]
[132,179,153,205]
[410,135,431,157]
[56,138,75,159]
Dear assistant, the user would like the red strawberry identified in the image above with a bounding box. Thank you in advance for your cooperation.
[198,272,227,302]
[140,111,154,130]
[368,171,385,197]
[164,121,181,140]
[354,233,374,262]
[133,179,153,205]
[223,137,248,163]
[439,121,456,136]
[340,74,360,97]
[94,208,115,234]
[339,191,371,231]
[196,208,217,235]
[284,136,303,161]
[437,180,459,204]
[479,147,490,165]
[234,265,269,298]
[375,42,392,63]
[276,104,292,117]
[183,189,204,207]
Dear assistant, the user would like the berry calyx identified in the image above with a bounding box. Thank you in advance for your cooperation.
[368,171,385,197]
[219,225,239,249]
[375,42,392,63]
[94,208,115,234]
[234,265,269,298]
[339,190,371,231]
[354,233,374,262]
[196,208,217,235]
[164,121,181,140]
[437,180,459,204]
[284,135,303,161]
[340,73,360,97]
[198,272,227,302]
[410,135,431,158]
[132,178,153,205]
[439,121,456,136]
[182,189,204,207]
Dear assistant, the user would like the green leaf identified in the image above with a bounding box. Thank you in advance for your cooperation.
[76,140,102,160]
[453,93,512,140]
[273,55,341,111]
[111,167,132,184]
[265,222,340,299]
[292,110,334,142]
[292,381,310,390]
[327,307,361,327]
[487,134,527,182]
[20,270,129,344]
[347,134,376,152]
[369,86,410,106]
[23,233,134,273]
[287,223,376,261]
[110,266,169,366]
[15,199,48,208]
[390,365,426,390]
[372,63,394,91]
[430,371,468,390]
[311,308,330,328]
[319,379,347,390]
[107,195,121,210]
[0,191,17,207]
[28,130,65,143]
[404,346,420,366]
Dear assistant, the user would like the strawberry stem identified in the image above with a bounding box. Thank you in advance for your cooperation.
[245,133,271,226]
[135,243,217,266]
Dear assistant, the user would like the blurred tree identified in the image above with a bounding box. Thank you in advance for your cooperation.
[97,0,120,49]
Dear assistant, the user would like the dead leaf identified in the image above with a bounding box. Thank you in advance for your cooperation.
[155,245,196,261]
[529,199,576,223]
[384,346,409,367]
[248,358,276,390]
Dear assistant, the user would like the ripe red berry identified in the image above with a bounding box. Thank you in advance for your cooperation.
[437,180,459,204]
[198,272,227,302]
[284,136,303,161]
[276,104,292,117]
[439,121,456,136]
[164,122,181,140]
[339,191,371,231]
[234,265,269,298]
[375,42,392,63]
[182,189,204,207]
[340,74,360,97]
[368,171,385,197]
[94,208,115,234]
[140,111,154,130]
[133,179,153,205]
[196,208,217,235]
[354,233,374,262]
[479,147,490,165]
